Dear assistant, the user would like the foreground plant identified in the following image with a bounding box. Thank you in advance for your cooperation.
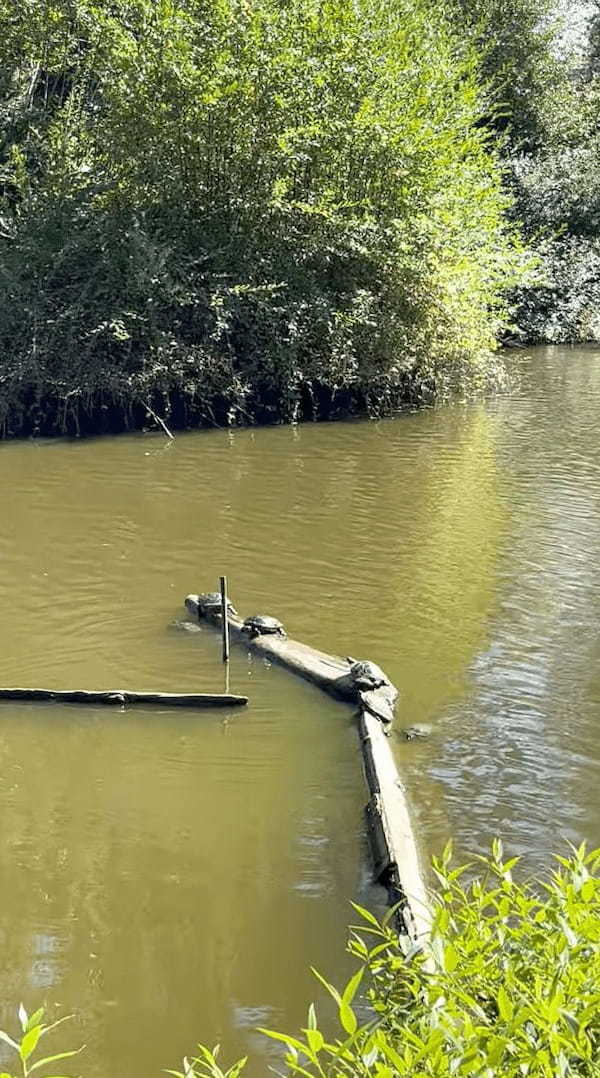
[177,842,600,1076]
[0,1006,82,1078]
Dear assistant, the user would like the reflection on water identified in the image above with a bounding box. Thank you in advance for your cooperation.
[0,347,599,1074]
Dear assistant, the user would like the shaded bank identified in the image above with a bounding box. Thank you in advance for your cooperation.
[0,373,434,440]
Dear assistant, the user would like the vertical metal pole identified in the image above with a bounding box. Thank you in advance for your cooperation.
[220,576,230,663]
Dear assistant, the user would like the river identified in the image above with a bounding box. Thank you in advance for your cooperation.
[0,346,598,1075]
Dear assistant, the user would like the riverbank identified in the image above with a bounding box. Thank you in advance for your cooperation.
[0,372,433,440]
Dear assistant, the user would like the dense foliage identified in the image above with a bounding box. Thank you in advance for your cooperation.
[0,0,522,436]
[175,843,600,1078]
[452,0,574,152]
[457,0,600,344]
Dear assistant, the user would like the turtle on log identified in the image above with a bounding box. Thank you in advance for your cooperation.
[241,615,287,639]
[346,657,390,691]
[344,656,396,730]
[197,592,238,618]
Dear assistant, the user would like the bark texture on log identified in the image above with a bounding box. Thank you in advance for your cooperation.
[360,710,430,948]
[184,594,397,723]
[184,592,430,947]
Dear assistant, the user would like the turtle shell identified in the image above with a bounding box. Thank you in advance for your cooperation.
[197,592,237,616]
[198,592,222,606]
[350,660,387,689]
[242,614,285,635]
[401,725,429,741]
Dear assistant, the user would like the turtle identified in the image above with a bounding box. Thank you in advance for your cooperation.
[346,657,389,691]
[399,724,430,742]
[197,592,238,617]
[241,614,286,639]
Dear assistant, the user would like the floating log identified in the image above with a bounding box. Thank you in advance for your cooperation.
[360,711,430,944]
[0,688,248,708]
[184,592,430,947]
[185,594,397,724]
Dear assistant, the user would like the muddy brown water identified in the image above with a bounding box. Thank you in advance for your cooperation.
[0,347,599,1075]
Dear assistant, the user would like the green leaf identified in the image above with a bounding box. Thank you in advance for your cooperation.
[341,968,363,1008]
[26,1011,44,1034]
[497,985,514,1023]
[338,1001,357,1036]
[379,1039,406,1069]
[349,902,380,929]
[444,942,459,972]
[19,1026,42,1063]
[257,1030,307,1056]
[29,1048,84,1074]
[18,1005,28,1033]
[581,878,595,901]
[310,968,341,1007]
[0,1031,19,1052]
[37,1016,74,1039]
[305,1026,324,1054]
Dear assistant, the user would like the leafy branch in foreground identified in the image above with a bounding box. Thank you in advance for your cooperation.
[177,842,600,1077]
[0,1006,83,1078]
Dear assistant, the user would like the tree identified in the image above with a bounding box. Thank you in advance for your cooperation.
[0,0,522,437]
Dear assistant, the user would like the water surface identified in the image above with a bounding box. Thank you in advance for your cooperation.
[0,346,599,1075]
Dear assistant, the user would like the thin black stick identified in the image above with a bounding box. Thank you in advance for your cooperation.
[0,688,247,707]
[220,575,230,663]
[141,399,174,440]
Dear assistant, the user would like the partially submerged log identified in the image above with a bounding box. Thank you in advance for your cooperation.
[0,688,248,708]
[361,711,430,944]
[184,594,397,725]
[184,592,430,947]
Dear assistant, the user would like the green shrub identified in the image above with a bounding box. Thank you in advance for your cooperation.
[450,0,576,153]
[510,235,600,344]
[506,142,600,343]
[0,0,522,436]
[175,842,600,1077]
[0,1006,82,1078]
[6,845,599,1076]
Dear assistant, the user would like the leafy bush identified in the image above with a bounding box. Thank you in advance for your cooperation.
[506,143,600,343]
[450,0,576,153]
[449,0,600,346]
[509,235,600,344]
[0,0,522,436]
[174,842,600,1077]
[6,846,598,1076]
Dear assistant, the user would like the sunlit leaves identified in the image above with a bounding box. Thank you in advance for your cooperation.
[0,0,523,436]
[181,843,600,1078]
[0,1008,82,1078]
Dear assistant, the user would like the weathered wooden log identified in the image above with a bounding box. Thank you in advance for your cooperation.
[360,711,430,945]
[184,594,397,724]
[0,688,248,708]
[184,592,430,947]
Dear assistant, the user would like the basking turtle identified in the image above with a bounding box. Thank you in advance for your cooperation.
[400,724,430,742]
[197,592,238,617]
[241,614,286,639]
[346,657,389,691]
